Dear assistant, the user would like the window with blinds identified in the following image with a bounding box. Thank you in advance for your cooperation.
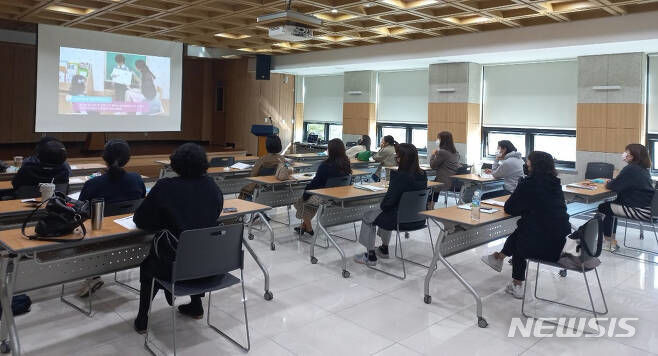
[377,70,428,124]
[302,75,344,123]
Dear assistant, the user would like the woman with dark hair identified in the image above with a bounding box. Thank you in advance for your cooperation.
[346,135,372,158]
[134,60,156,100]
[428,131,460,209]
[12,139,70,189]
[239,135,286,199]
[597,143,654,251]
[483,140,524,198]
[354,143,428,266]
[372,135,397,182]
[78,139,146,297]
[481,151,571,298]
[293,138,352,235]
[133,143,223,333]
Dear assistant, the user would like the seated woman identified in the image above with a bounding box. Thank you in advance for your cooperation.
[239,135,285,200]
[293,138,352,236]
[12,139,70,189]
[77,139,147,298]
[346,135,371,158]
[133,143,223,333]
[372,135,397,182]
[428,131,460,209]
[598,144,654,251]
[21,136,72,175]
[354,143,428,266]
[482,140,524,199]
[481,151,571,298]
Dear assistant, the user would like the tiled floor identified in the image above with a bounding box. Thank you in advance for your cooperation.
[15,206,658,356]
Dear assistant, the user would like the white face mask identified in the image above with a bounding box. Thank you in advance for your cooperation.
[495,150,501,156]
[436,140,441,147]
[622,152,630,162]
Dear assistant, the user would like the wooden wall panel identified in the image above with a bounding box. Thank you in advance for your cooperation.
[577,103,644,152]
[343,103,375,135]
[428,103,479,144]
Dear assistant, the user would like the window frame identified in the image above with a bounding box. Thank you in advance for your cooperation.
[647,135,658,172]
[376,123,428,153]
[646,54,658,173]
[481,127,576,168]
[302,121,342,143]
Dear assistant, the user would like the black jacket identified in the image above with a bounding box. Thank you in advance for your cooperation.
[133,176,223,237]
[303,161,351,200]
[11,162,70,189]
[79,172,146,204]
[606,163,654,208]
[375,170,428,231]
[504,174,571,262]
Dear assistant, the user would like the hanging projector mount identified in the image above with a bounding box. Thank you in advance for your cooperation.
[256,0,322,42]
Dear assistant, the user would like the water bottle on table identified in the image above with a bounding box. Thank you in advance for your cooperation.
[471,190,481,221]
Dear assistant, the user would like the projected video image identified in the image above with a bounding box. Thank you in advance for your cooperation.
[58,47,170,116]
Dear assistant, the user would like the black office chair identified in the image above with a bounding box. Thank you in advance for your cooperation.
[368,189,432,280]
[585,162,614,179]
[326,175,352,188]
[612,185,658,263]
[145,224,250,354]
[522,214,608,330]
[210,157,235,168]
[441,164,469,206]
[257,166,277,176]
[13,183,69,199]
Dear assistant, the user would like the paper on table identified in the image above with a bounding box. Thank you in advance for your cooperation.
[292,173,314,180]
[457,204,499,214]
[69,177,87,184]
[114,215,137,230]
[479,173,494,179]
[68,192,81,200]
[566,183,597,191]
[354,184,385,192]
[229,162,252,170]
[482,199,505,207]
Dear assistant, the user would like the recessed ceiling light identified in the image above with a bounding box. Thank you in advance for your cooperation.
[214,33,251,39]
[46,5,95,15]
[331,9,338,13]
[364,2,375,7]
[381,0,437,9]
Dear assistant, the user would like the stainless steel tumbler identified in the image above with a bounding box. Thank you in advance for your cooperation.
[91,198,105,231]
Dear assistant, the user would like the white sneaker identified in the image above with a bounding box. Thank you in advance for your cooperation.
[505,281,525,299]
[481,254,504,272]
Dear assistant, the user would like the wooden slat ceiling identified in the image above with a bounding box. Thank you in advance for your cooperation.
[0,0,657,55]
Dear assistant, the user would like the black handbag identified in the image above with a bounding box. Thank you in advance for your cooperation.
[21,192,90,242]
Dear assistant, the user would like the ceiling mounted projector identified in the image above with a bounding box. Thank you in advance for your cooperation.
[257,8,322,42]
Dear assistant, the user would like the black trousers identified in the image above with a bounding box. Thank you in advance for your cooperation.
[597,202,618,237]
[136,254,203,320]
[501,231,527,281]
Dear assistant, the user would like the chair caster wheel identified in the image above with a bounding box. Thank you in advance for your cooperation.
[559,269,567,277]
[478,317,488,328]
[270,243,276,251]
[1,341,10,354]
[248,234,254,240]
[342,270,350,278]
[264,291,273,301]
[424,295,432,304]
[310,256,318,264]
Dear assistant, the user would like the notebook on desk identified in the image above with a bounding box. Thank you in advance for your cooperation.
[354,184,385,192]
[566,183,597,191]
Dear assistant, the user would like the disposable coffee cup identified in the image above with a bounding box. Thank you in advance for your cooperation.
[91,198,105,231]
[13,156,23,167]
[39,183,55,201]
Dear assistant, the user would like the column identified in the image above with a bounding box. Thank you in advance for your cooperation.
[342,70,377,143]
[576,53,646,178]
[294,75,304,142]
[427,62,482,164]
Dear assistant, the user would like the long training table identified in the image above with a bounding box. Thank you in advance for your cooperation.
[0,198,273,356]
[306,181,443,278]
[420,196,516,329]
[451,173,504,202]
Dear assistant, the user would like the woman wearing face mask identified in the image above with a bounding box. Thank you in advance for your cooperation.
[481,151,571,299]
[482,140,525,199]
[427,131,460,209]
[597,144,654,251]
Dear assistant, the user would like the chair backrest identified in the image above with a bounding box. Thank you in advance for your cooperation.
[258,166,277,176]
[585,162,614,179]
[14,183,69,199]
[325,175,352,188]
[579,214,604,260]
[209,157,235,167]
[104,198,143,217]
[397,189,431,225]
[173,223,244,282]
[451,164,470,191]
[651,185,658,218]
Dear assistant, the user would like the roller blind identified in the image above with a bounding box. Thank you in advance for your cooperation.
[649,55,658,134]
[377,70,428,123]
[303,75,343,123]
[483,61,577,129]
